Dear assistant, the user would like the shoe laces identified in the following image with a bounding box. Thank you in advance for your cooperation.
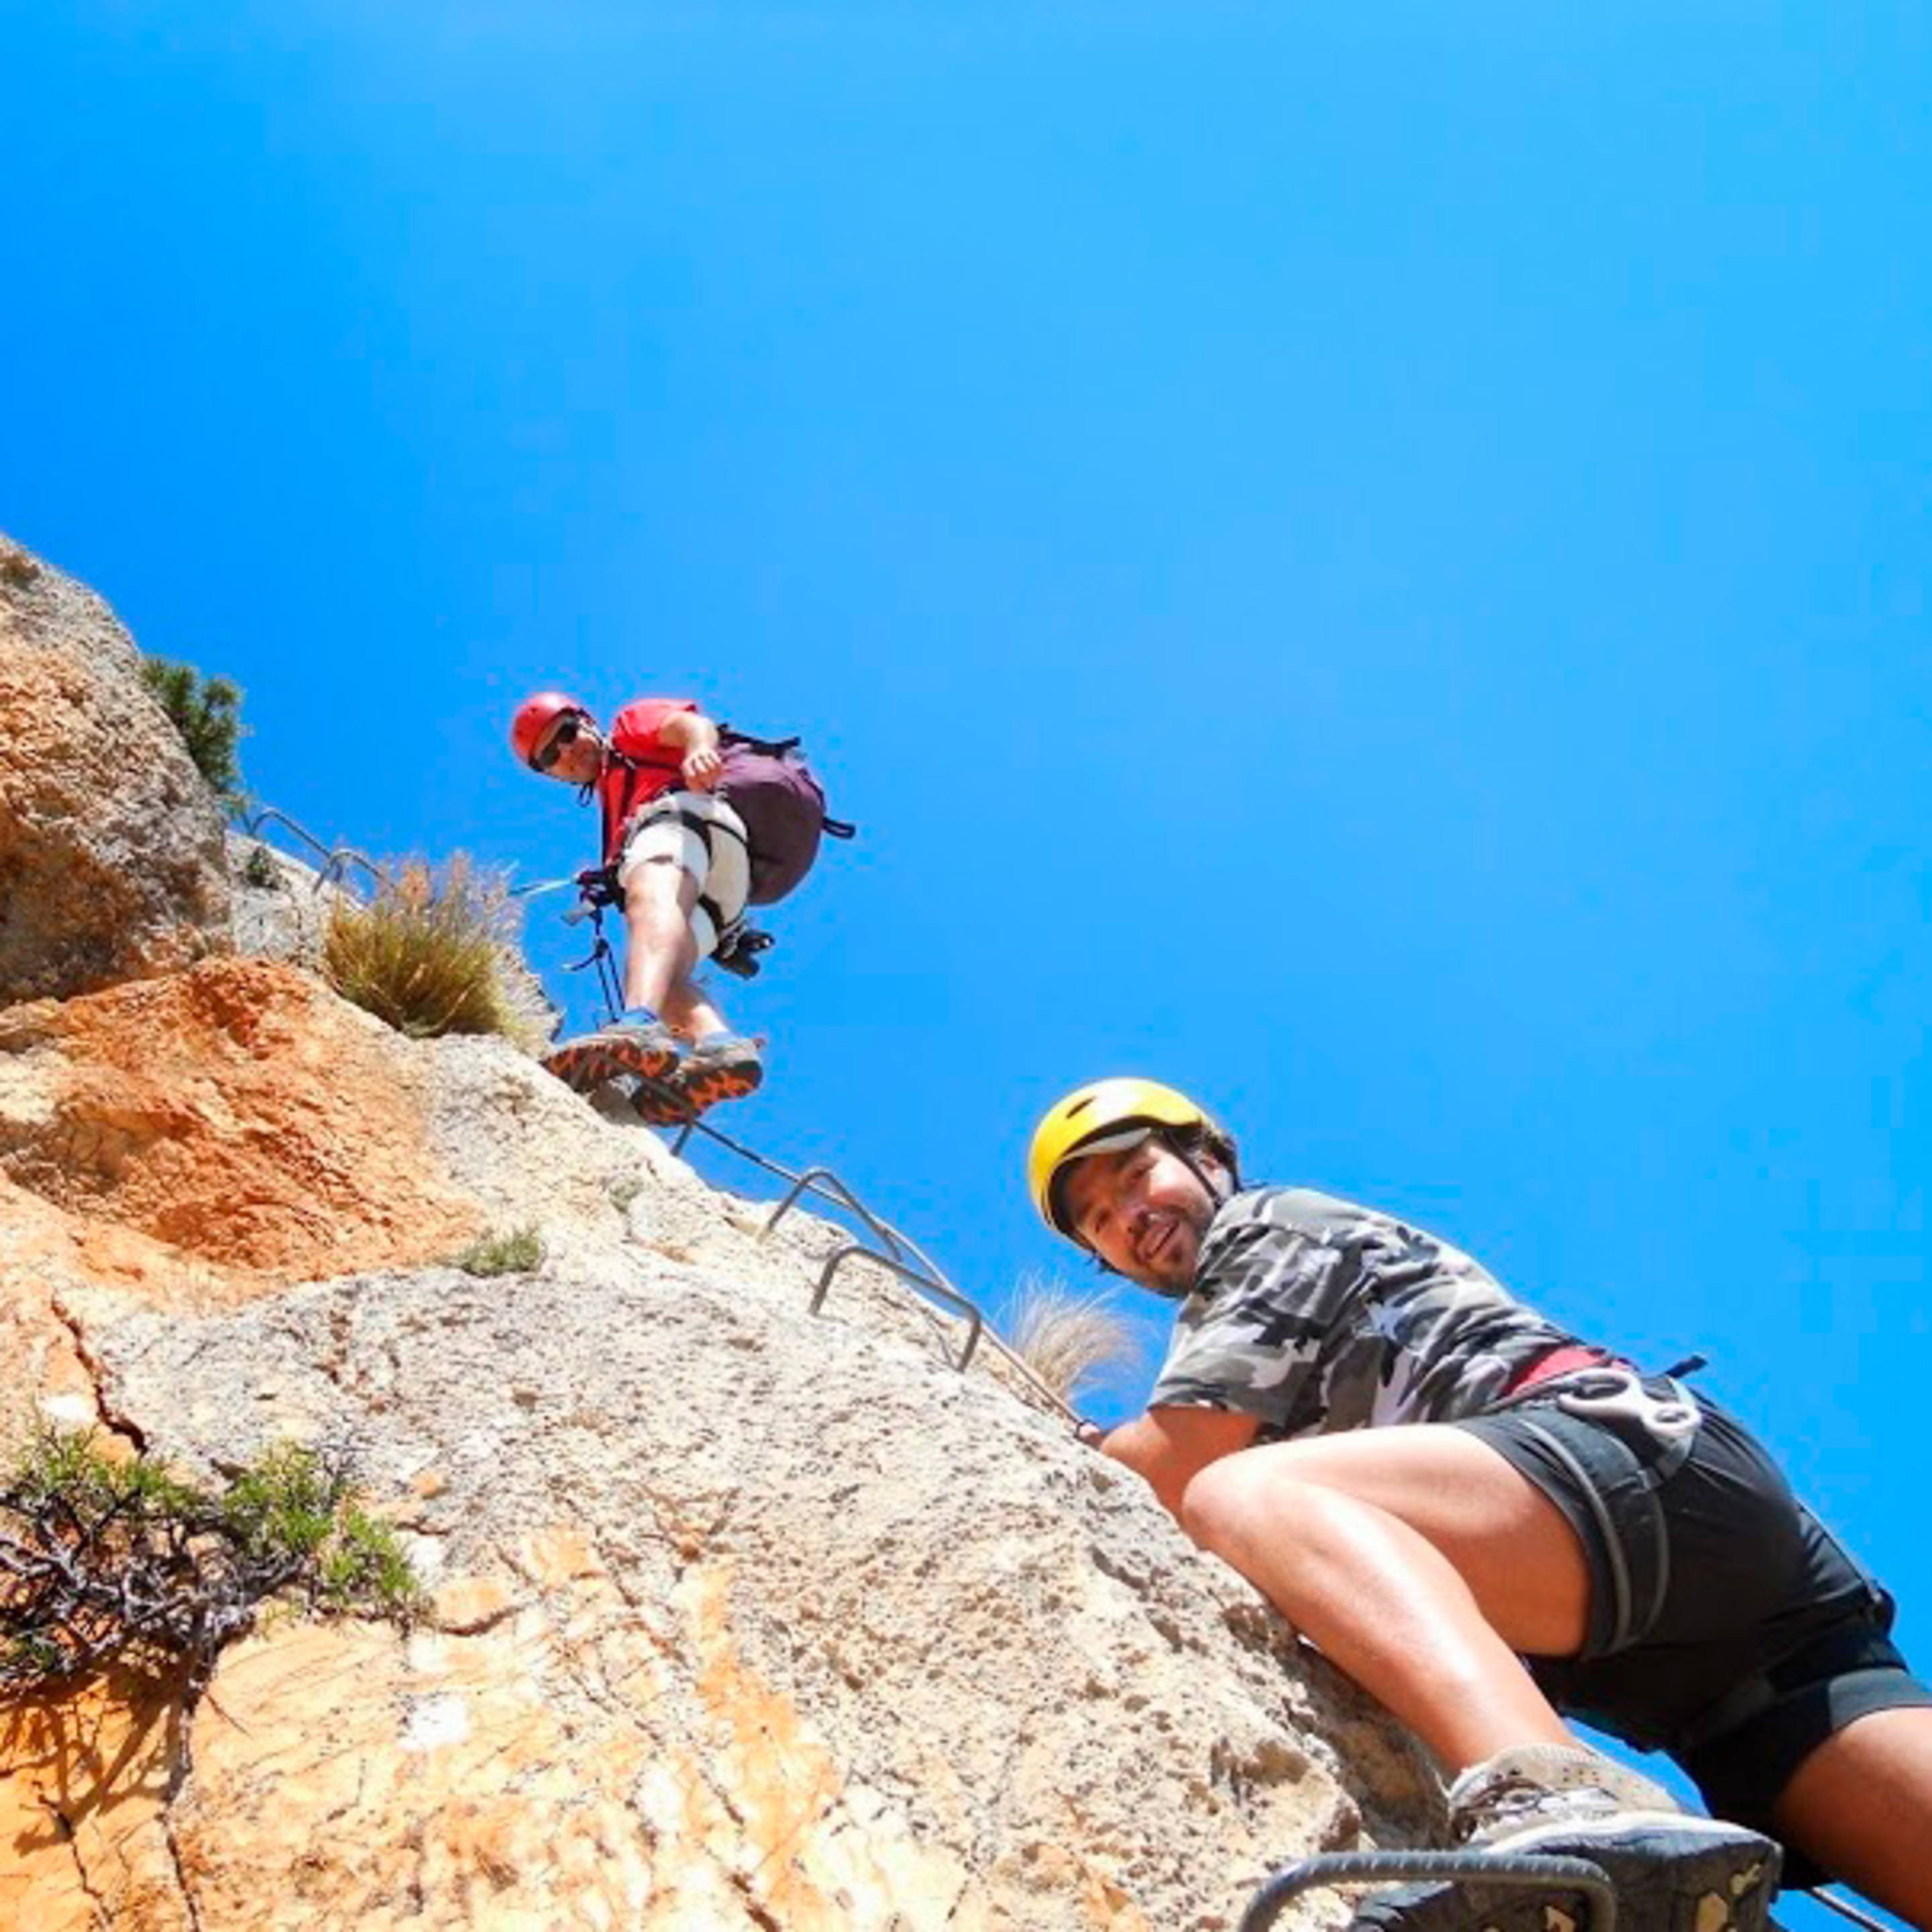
[1452,1770,1623,1845]
[1447,1746,1676,1848]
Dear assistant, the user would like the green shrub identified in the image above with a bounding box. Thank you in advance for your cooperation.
[239,841,282,891]
[1003,1273,1141,1404]
[451,1225,545,1277]
[323,855,543,1046]
[0,1431,421,1702]
[140,654,249,806]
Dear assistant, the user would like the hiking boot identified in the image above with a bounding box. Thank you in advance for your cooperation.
[672,1032,763,1114]
[1352,1745,1780,1932]
[631,1074,696,1126]
[543,1013,682,1093]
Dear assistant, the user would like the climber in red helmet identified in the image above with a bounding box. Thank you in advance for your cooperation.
[511,691,763,1118]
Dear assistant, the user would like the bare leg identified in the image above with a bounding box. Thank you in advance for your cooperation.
[620,858,698,1015]
[1770,1707,1932,1927]
[1180,1427,1592,1772]
[660,979,729,1040]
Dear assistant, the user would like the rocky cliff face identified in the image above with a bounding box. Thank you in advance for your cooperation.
[0,537,1435,1929]
[0,539,231,1004]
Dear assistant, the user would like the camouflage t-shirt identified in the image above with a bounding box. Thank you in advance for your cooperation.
[1148,1187,1580,1437]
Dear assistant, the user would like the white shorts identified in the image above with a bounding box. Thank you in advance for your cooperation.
[615,792,751,961]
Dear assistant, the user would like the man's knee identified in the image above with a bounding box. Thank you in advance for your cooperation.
[1180,1455,1309,1556]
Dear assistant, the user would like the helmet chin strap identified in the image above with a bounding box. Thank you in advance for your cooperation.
[1168,1136,1234,1212]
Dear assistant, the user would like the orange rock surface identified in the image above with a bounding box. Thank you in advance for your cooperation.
[1,957,481,1294]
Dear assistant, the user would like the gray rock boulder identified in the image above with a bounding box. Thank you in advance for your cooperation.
[95,1214,1438,1928]
[0,533,231,1002]
[0,959,1442,1926]
[225,832,346,969]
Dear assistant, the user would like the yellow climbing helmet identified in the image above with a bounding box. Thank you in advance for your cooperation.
[1028,1078,1228,1240]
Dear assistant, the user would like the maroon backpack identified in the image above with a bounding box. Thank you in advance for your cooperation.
[713,728,854,906]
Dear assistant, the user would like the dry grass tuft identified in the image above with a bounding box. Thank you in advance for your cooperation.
[1004,1272,1141,1403]
[324,855,545,1048]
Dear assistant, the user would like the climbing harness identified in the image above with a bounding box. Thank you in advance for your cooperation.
[612,804,769,976]
[1551,1371,1699,1447]
[538,861,775,982]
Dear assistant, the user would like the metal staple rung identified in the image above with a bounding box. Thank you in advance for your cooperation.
[1238,1850,1619,1932]
[551,894,1073,1418]
[241,806,387,894]
[1808,1890,1896,1932]
[765,1166,906,1263]
[688,1122,1073,1417]
[809,1246,985,1372]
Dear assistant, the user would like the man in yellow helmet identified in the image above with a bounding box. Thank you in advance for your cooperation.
[1029,1079,1932,1932]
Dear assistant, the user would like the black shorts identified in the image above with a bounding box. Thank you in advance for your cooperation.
[1456,1371,1932,1887]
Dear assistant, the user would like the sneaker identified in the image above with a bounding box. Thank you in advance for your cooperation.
[671,1032,763,1113]
[1353,1745,1780,1932]
[630,1074,696,1126]
[543,1012,682,1093]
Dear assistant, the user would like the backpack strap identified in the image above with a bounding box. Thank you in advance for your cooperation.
[716,722,858,842]
[717,726,801,758]
[594,744,686,857]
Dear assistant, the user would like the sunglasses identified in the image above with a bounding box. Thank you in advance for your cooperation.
[533,718,582,771]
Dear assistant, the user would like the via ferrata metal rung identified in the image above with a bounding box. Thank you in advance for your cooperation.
[1238,1850,1618,1932]
[240,806,388,896]
[713,1128,989,1373]
[665,1116,1071,1417]
[553,890,1074,1417]
[811,1246,985,1374]
[764,1163,913,1267]
[759,1157,986,1374]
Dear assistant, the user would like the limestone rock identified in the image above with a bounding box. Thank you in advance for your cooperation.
[0,898,1437,1927]
[83,1246,1433,1930]
[0,533,231,1002]
[225,832,346,972]
[0,957,484,1289]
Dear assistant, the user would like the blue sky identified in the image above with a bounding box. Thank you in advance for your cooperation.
[5,6,1928,1917]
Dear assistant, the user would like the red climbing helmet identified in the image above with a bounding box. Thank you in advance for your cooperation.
[510,691,592,770]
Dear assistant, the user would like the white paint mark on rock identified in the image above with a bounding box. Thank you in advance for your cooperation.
[399,1693,471,1752]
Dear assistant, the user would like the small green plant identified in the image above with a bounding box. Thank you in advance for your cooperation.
[140,654,249,806]
[451,1224,545,1277]
[239,841,282,891]
[606,1175,645,1213]
[1004,1273,1142,1404]
[1,541,40,587]
[0,1431,421,1704]
[323,855,543,1046]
